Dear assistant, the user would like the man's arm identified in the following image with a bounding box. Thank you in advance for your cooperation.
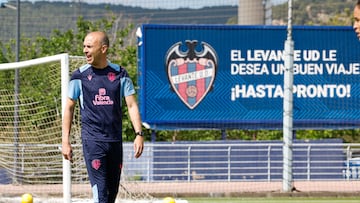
[125,94,144,158]
[62,98,77,162]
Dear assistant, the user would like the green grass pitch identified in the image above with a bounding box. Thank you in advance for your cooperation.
[185,197,360,203]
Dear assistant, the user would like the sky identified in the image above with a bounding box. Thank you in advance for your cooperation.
[25,0,288,9]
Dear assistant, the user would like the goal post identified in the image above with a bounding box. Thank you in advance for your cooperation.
[0,54,74,201]
[0,54,156,203]
[0,53,72,202]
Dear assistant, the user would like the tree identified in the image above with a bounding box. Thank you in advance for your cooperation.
[0,14,143,141]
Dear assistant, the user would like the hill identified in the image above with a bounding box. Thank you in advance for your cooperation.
[0,2,237,43]
[0,1,355,46]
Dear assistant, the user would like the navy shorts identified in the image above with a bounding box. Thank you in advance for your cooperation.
[82,139,123,203]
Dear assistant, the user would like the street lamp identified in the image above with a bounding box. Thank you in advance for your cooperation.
[1,0,20,184]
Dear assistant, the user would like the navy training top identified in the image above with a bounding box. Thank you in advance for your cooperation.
[67,62,135,142]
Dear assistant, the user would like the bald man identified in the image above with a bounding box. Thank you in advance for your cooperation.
[62,31,144,203]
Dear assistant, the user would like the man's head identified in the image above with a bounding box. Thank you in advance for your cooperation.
[353,0,360,39]
[83,31,109,68]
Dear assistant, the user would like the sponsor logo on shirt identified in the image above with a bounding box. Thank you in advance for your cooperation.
[93,88,114,105]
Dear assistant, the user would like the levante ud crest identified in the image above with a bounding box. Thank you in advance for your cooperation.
[165,40,218,109]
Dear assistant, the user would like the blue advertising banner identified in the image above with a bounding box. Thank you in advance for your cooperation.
[137,24,360,130]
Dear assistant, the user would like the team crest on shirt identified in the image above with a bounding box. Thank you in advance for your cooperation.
[107,72,116,82]
[165,40,218,109]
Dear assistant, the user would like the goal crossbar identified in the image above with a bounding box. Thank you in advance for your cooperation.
[0,53,69,70]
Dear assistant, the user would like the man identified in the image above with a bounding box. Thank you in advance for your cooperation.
[62,31,144,203]
[354,0,360,39]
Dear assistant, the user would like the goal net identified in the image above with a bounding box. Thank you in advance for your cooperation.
[0,54,154,202]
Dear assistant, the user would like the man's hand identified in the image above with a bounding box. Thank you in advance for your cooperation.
[62,142,73,163]
[134,135,144,158]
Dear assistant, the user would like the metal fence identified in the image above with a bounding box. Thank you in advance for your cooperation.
[123,141,360,182]
[1,141,360,185]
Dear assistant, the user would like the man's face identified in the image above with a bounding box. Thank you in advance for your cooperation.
[83,33,103,66]
[353,5,360,40]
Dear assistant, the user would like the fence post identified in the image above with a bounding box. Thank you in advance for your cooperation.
[147,145,151,182]
[187,146,191,182]
[346,145,351,180]
[307,145,311,180]
[267,145,271,182]
[228,146,231,181]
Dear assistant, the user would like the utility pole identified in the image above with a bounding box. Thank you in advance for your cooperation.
[282,0,294,192]
[238,0,272,25]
